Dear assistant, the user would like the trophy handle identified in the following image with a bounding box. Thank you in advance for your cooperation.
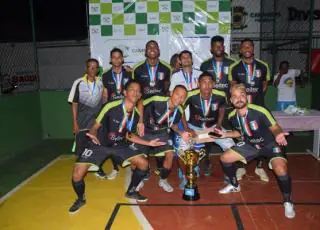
[177,152,186,164]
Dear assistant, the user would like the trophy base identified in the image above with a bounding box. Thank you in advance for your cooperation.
[182,186,200,201]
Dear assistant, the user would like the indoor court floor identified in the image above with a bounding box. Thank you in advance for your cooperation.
[0,152,320,230]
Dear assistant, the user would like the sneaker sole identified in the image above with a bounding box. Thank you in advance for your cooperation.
[219,189,241,194]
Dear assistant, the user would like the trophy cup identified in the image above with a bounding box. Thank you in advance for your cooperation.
[177,138,205,201]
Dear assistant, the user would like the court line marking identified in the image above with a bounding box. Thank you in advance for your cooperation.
[124,167,153,230]
[231,204,244,230]
[106,201,320,229]
[0,155,62,203]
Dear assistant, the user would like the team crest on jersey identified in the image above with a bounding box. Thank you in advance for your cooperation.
[255,69,261,78]
[212,103,218,111]
[249,120,258,130]
[272,147,281,153]
[223,66,229,74]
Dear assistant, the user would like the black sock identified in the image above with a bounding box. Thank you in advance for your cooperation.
[220,161,238,187]
[160,168,170,180]
[277,175,292,202]
[156,157,164,169]
[127,168,148,194]
[111,156,119,171]
[72,180,85,200]
[204,145,211,167]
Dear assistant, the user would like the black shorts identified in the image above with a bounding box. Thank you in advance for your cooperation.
[76,132,146,168]
[231,141,287,169]
[140,131,174,157]
[74,130,89,156]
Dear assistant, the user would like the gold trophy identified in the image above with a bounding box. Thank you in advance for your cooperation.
[178,139,205,201]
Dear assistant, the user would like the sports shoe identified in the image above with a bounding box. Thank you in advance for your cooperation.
[125,191,148,202]
[218,184,241,194]
[236,168,246,181]
[255,167,269,182]
[94,168,107,179]
[107,169,119,180]
[135,181,144,192]
[69,199,86,214]
[223,174,230,185]
[204,163,212,176]
[159,179,174,192]
[284,202,296,219]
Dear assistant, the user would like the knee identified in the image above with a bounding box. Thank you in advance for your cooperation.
[72,165,86,181]
[220,153,229,163]
[133,157,148,170]
[273,164,287,176]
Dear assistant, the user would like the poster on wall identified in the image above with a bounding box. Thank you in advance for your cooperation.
[88,0,231,70]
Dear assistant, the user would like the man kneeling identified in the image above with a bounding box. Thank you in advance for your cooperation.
[69,80,165,214]
[215,83,295,219]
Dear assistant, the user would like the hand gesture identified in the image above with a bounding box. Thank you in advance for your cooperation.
[137,122,145,137]
[275,132,289,146]
[86,133,101,145]
[149,138,166,147]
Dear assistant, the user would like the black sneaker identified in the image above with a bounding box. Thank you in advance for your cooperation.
[69,199,86,214]
[95,168,107,179]
[125,191,148,202]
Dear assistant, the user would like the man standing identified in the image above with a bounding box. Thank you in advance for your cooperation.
[200,35,235,96]
[273,61,303,111]
[141,85,189,192]
[170,50,201,92]
[133,40,172,170]
[68,80,165,213]
[102,48,132,180]
[182,72,235,176]
[133,40,171,101]
[228,38,271,182]
[216,83,295,219]
[68,58,107,179]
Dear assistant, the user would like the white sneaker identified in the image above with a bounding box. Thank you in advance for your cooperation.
[284,202,296,219]
[136,181,144,192]
[218,184,241,194]
[236,168,246,181]
[255,167,269,182]
[107,169,119,180]
[159,179,174,193]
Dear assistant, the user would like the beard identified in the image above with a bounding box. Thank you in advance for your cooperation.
[234,101,246,109]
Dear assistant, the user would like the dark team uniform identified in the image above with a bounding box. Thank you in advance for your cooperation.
[133,60,171,99]
[184,89,226,129]
[200,57,235,95]
[228,104,286,168]
[142,95,184,156]
[102,67,132,101]
[228,59,270,106]
[76,100,146,168]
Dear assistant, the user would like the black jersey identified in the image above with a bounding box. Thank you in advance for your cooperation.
[102,67,132,101]
[143,95,183,132]
[200,57,235,94]
[228,59,270,106]
[133,60,171,99]
[228,104,277,147]
[184,89,226,129]
[96,99,139,147]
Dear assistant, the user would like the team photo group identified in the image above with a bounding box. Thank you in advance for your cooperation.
[68,35,295,219]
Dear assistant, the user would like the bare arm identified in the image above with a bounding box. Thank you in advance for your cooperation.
[273,73,282,87]
[217,107,225,128]
[269,124,288,146]
[262,81,268,93]
[72,103,79,134]
[102,88,108,104]
[126,133,165,147]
